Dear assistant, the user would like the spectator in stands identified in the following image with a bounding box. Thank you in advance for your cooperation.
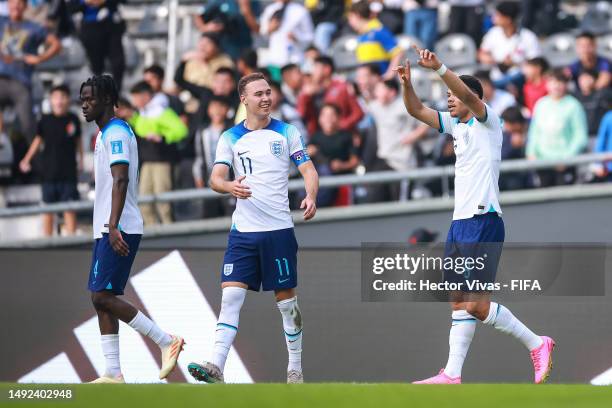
[0,0,60,141]
[478,1,541,90]
[194,0,259,60]
[280,63,303,107]
[402,0,438,51]
[447,0,485,46]
[567,32,611,91]
[122,81,189,225]
[307,0,344,54]
[18,84,81,236]
[527,69,588,187]
[0,112,13,193]
[307,103,359,206]
[259,0,314,73]
[347,0,402,80]
[355,63,382,104]
[179,33,234,90]
[297,56,363,135]
[301,44,321,76]
[521,0,563,37]
[474,70,516,117]
[236,48,258,77]
[499,106,529,190]
[368,78,428,201]
[522,57,549,117]
[193,95,233,189]
[574,69,612,136]
[68,0,125,90]
[592,109,612,182]
[354,63,382,170]
[143,64,185,118]
[270,80,307,139]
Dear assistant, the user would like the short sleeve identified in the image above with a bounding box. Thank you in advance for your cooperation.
[287,124,310,167]
[375,28,399,53]
[104,127,131,167]
[213,132,233,168]
[477,104,502,130]
[438,111,456,135]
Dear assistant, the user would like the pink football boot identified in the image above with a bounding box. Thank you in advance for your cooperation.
[530,336,556,384]
[413,369,461,384]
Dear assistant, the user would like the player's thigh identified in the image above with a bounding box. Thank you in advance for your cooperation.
[221,231,261,291]
[88,233,141,295]
[258,228,298,292]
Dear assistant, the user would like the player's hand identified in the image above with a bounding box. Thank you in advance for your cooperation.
[394,59,411,86]
[229,175,251,199]
[412,44,442,71]
[22,54,42,66]
[300,195,316,220]
[19,159,31,173]
[108,226,130,257]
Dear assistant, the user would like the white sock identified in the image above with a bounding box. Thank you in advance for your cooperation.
[277,296,303,372]
[211,287,247,371]
[128,311,173,348]
[101,334,121,377]
[482,302,543,351]
[444,310,476,378]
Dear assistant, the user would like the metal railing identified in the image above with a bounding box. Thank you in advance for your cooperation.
[1,152,611,218]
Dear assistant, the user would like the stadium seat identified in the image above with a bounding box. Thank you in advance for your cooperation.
[395,34,424,54]
[329,35,360,72]
[579,1,612,36]
[132,7,169,39]
[410,68,434,102]
[541,32,577,68]
[434,34,477,70]
[597,33,612,61]
[123,37,141,71]
[36,38,86,72]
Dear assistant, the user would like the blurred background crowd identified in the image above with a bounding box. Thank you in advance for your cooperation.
[0,0,610,236]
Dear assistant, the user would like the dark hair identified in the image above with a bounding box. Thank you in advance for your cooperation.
[306,45,320,53]
[50,84,70,96]
[80,74,119,107]
[547,68,569,82]
[238,49,258,69]
[321,103,341,115]
[349,0,371,19]
[129,81,154,95]
[525,57,549,72]
[144,64,165,80]
[459,75,484,99]
[281,63,300,76]
[237,72,268,95]
[576,31,596,41]
[501,106,525,124]
[474,70,493,85]
[209,94,232,108]
[358,63,382,76]
[382,79,399,93]
[269,80,282,92]
[200,32,221,47]
[117,96,133,109]
[215,66,236,79]
[496,1,521,20]
[314,56,335,73]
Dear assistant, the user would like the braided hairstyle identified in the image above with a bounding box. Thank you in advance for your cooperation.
[80,74,119,107]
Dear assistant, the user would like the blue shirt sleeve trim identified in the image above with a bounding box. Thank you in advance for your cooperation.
[437,111,444,133]
[214,160,233,168]
[110,160,129,166]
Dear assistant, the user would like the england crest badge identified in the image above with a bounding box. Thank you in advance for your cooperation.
[270,140,284,157]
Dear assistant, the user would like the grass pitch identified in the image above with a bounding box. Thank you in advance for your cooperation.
[1,383,611,408]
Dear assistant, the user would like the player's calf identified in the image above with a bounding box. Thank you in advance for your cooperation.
[277,295,303,382]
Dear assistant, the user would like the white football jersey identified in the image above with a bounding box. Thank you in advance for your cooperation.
[93,118,143,239]
[214,118,310,232]
[438,104,503,220]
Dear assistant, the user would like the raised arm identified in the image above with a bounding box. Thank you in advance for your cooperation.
[395,60,440,130]
[413,45,487,121]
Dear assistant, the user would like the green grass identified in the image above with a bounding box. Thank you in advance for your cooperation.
[1,383,611,408]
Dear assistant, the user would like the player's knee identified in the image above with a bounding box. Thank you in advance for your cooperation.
[464,302,488,320]
[91,292,111,311]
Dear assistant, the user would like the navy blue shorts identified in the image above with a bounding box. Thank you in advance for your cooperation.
[443,212,505,289]
[42,182,80,204]
[221,228,298,292]
[88,233,141,295]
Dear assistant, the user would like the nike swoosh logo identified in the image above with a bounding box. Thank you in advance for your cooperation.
[288,338,298,343]
[238,151,249,156]
[278,278,290,284]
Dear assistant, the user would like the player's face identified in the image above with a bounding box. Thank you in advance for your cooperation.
[242,79,272,117]
[446,90,469,119]
[80,85,103,123]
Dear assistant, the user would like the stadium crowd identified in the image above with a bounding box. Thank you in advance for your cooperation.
[0,0,611,235]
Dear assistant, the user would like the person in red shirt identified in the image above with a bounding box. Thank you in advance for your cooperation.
[522,57,549,116]
[297,56,364,135]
